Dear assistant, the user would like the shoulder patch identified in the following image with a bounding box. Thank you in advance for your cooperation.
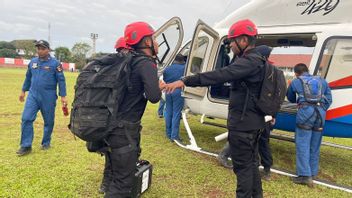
[32,63,38,69]
[56,64,63,72]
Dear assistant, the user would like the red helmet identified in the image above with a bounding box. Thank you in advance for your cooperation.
[228,19,257,39]
[124,22,155,46]
[114,37,128,50]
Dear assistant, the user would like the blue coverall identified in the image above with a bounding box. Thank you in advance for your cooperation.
[287,72,332,177]
[157,98,165,117]
[21,55,66,147]
[163,63,185,140]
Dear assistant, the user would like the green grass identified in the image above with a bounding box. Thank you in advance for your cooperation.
[0,68,351,197]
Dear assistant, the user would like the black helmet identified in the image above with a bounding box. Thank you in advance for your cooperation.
[35,40,50,49]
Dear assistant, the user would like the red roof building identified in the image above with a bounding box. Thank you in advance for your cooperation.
[269,54,312,68]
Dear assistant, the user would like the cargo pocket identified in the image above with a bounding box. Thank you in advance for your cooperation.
[75,107,110,141]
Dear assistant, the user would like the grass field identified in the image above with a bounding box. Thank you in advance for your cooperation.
[0,68,351,197]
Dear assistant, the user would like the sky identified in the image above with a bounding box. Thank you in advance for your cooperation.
[0,0,248,53]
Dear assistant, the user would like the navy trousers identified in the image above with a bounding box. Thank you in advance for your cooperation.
[164,89,184,140]
[20,91,57,147]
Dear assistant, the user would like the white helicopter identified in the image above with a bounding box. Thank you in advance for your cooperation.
[154,0,352,144]
[151,0,352,193]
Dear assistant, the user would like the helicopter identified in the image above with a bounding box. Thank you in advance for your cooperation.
[150,0,352,192]
[154,0,351,142]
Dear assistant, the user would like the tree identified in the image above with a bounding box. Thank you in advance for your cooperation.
[71,42,91,70]
[54,47,72,62]
[0,49,18,58]
[0,41,18,58]
[0,41,16,50]
[71,42,91,58]
[11,40,36,59]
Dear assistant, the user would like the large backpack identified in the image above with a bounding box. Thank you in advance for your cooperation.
[68,52,144,142]
[242,54,287,117]
[298,75,323,104]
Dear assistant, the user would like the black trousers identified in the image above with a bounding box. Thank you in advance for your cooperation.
[229,129,263,198]
[102,152,112,186]
[258,124,273,171]
[104,121,141,198]
[219,142,231,158]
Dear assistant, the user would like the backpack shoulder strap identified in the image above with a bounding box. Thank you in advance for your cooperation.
[124,53,151,91]
[239,53,266,120]
[297,76,307,98]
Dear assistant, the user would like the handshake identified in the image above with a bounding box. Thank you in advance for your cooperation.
[159,80,185,93]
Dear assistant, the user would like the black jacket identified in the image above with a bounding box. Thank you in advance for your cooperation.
[119,54,161,122]
[183,48,266,131]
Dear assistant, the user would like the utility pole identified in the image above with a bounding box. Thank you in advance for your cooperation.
[48,22,51,45]
[90,33,98,56]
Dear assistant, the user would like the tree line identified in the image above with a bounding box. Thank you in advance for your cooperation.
[0,40,107,69]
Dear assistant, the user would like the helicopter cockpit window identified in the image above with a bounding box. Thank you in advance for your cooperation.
[209,37,233,100]
[156,23,182,69]
[317,38,352,89]
[178,41,191,58]
[189,35,209,74]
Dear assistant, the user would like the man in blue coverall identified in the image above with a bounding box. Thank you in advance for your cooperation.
[287,63,332,187]
[163,54,186,141]
[17,40,67,156]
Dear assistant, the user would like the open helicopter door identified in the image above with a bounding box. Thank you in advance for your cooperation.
[154,17,184,74]
[178,20,220,153]
[183,20,220,114]
[315,37,352,137]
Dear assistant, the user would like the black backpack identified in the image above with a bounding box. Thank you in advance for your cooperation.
[68,52,144,142]
[242,54,287,118]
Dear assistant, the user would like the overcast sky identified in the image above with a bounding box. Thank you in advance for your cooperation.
[0,0,248,53]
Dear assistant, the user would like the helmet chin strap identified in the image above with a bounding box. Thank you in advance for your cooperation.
[234,38,249,57]
[150,39,161,64]
[134,38,160,63]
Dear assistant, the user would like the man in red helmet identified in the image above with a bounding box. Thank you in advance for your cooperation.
[165,19,265,197]
[114,37,130,54]
[102,22,162,197]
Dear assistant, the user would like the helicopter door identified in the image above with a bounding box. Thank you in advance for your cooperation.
[316,37,352,125]
[183,20,220,99]
[154,17,184,73]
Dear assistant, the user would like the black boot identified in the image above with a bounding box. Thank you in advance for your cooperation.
[100,152,113,194]
[217,154,233,169]
[217,142,233,169]
[16,147,32,156]
[41,145,51,150]
[292,176,314,187]
[261,167,271,181]
[99,174,112,194]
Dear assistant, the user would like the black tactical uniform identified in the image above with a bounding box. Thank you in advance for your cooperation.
[182,48,265,198]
